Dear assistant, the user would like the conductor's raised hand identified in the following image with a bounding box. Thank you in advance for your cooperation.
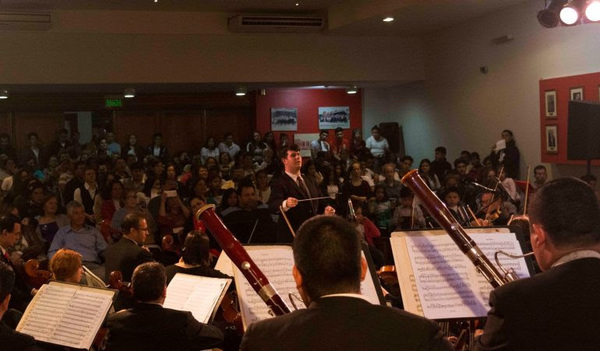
[286,197,299,208]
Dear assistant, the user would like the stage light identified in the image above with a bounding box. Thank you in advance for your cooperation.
[383,17,394,22]
[0,90,8,99]
[585,0,600,21]
[560,0,586,25]
[537,0,567,27]
[123,88,136,98]
[346,86,358,94]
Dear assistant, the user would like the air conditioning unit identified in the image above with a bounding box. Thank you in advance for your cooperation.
[228,15,325,33]
[0,11,52,31]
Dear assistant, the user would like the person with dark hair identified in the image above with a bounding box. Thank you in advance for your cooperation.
[268,144,335,243]
[219,188,239,217]
[106,262,223,351]
[241,215,452,350]
[431,146,452,183]
[310,130,330,160]
[104,212,154,283]
[19,132,46,168]
[476,178,600,350]
[398,155,414,178]
[532,164,547,190]
[218,132,241,160]
[365,125,389,161]
[147,132,170,163]
[165,231,231,284]
[97,179,124,225]
[73,166,99,225]
[0,262,41,350]
[489,129,520,179]
[121,134,146,163]
[331,127,349,161]
[200,136,220,165]
[223,181,276,244]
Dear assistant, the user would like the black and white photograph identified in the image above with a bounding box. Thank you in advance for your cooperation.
[318,106,350,129]
[271,108,298,131]
[545,90,557,118]
[546,125,558,153]
[570,87,584,101]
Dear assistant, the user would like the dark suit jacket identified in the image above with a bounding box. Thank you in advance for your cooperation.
[0,252,32,312]
[268,172,322,243]
[104,237,154,282]
[240,296,453,351]
[105,303,223,351]
[475,257,600,351]
[0,322,41,351]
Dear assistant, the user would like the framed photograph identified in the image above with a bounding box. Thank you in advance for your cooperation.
[570,87,584,101]
[318,106,350,129]
[293,133,319,157]
[546,125,558,153]
[271,108,297,131]
[544,90,557,118]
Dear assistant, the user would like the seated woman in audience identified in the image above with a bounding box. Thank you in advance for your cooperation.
[418,158,441,191]
[183,196,207,235]
[165,231,231,284]
[164,163,185,198]
[204,157,218,175]
[121,134,145,163]
[35,194,69,252]
[201,136,220,165]
[206,174,223,206]
[368,184,393,236]
[246,131,268,165]
[219,151,234,180]
[303,160,323,188]
[218,188,239,217]
[157,190,190,242]
[263,131,276,152]
[142,176,163,201]
[96,179,124,225]
[341,161,373,216]
[255,170,271,205]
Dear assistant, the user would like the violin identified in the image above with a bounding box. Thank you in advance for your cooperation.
[24,259,52,289]
[108,270,134,298]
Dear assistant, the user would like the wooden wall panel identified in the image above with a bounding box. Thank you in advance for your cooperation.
[205,108,255,152]
[13,112,64,150]
[157,111,204,155]
[113,111,160,150]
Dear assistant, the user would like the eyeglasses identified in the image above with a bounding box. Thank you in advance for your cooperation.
[137,227,150,232]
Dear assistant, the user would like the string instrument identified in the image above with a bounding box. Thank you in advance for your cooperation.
[401,169,517,288]
[195,204,291,321]
[24,259,52,289]
[108,270,134,298]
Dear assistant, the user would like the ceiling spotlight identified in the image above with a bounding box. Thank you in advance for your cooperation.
[123,88,136,98]
[235,87,247,96]
[346,86,358,94]
[537,0,567,27]
[560,0,586,25]
[585,0,600,21]
[383,17,394,22]
[0,90,8,99]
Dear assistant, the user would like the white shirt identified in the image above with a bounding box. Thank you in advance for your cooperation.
[365,136,388,157]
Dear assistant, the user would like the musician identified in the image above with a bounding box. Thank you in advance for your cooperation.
[268,144,335,243]
[105,262,223,351]
[0,262,42,351]
[104,213,154,282]
[475,178,600,350]
[0,214,33,312]
[240,215,453,351]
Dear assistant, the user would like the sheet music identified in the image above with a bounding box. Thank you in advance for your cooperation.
[163,273,231,323]
[222,245,383,329]
[16,282,115,349]
[391,229,530,320]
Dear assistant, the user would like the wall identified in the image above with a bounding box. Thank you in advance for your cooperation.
[364,0,600,179]
[255,88,362,145]
[0,10,425,86]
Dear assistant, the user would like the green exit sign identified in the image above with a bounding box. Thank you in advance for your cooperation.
[105,99,123,108]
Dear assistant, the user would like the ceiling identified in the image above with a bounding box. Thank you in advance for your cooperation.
[0,0,534,96]
[0,0,533,36]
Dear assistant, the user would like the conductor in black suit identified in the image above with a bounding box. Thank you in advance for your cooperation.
[105,262,223,351]
[475,177,600,350]
[268,144,335,243]
[240,215,453,351]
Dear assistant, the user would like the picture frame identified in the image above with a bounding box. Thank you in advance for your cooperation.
[318,106,350,129]
[544,90,557,118]
[545,125,558,154]
[570,87,584,101]
[271,108,297,131]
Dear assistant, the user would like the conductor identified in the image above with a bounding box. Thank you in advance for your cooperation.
[268,144,334,243]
